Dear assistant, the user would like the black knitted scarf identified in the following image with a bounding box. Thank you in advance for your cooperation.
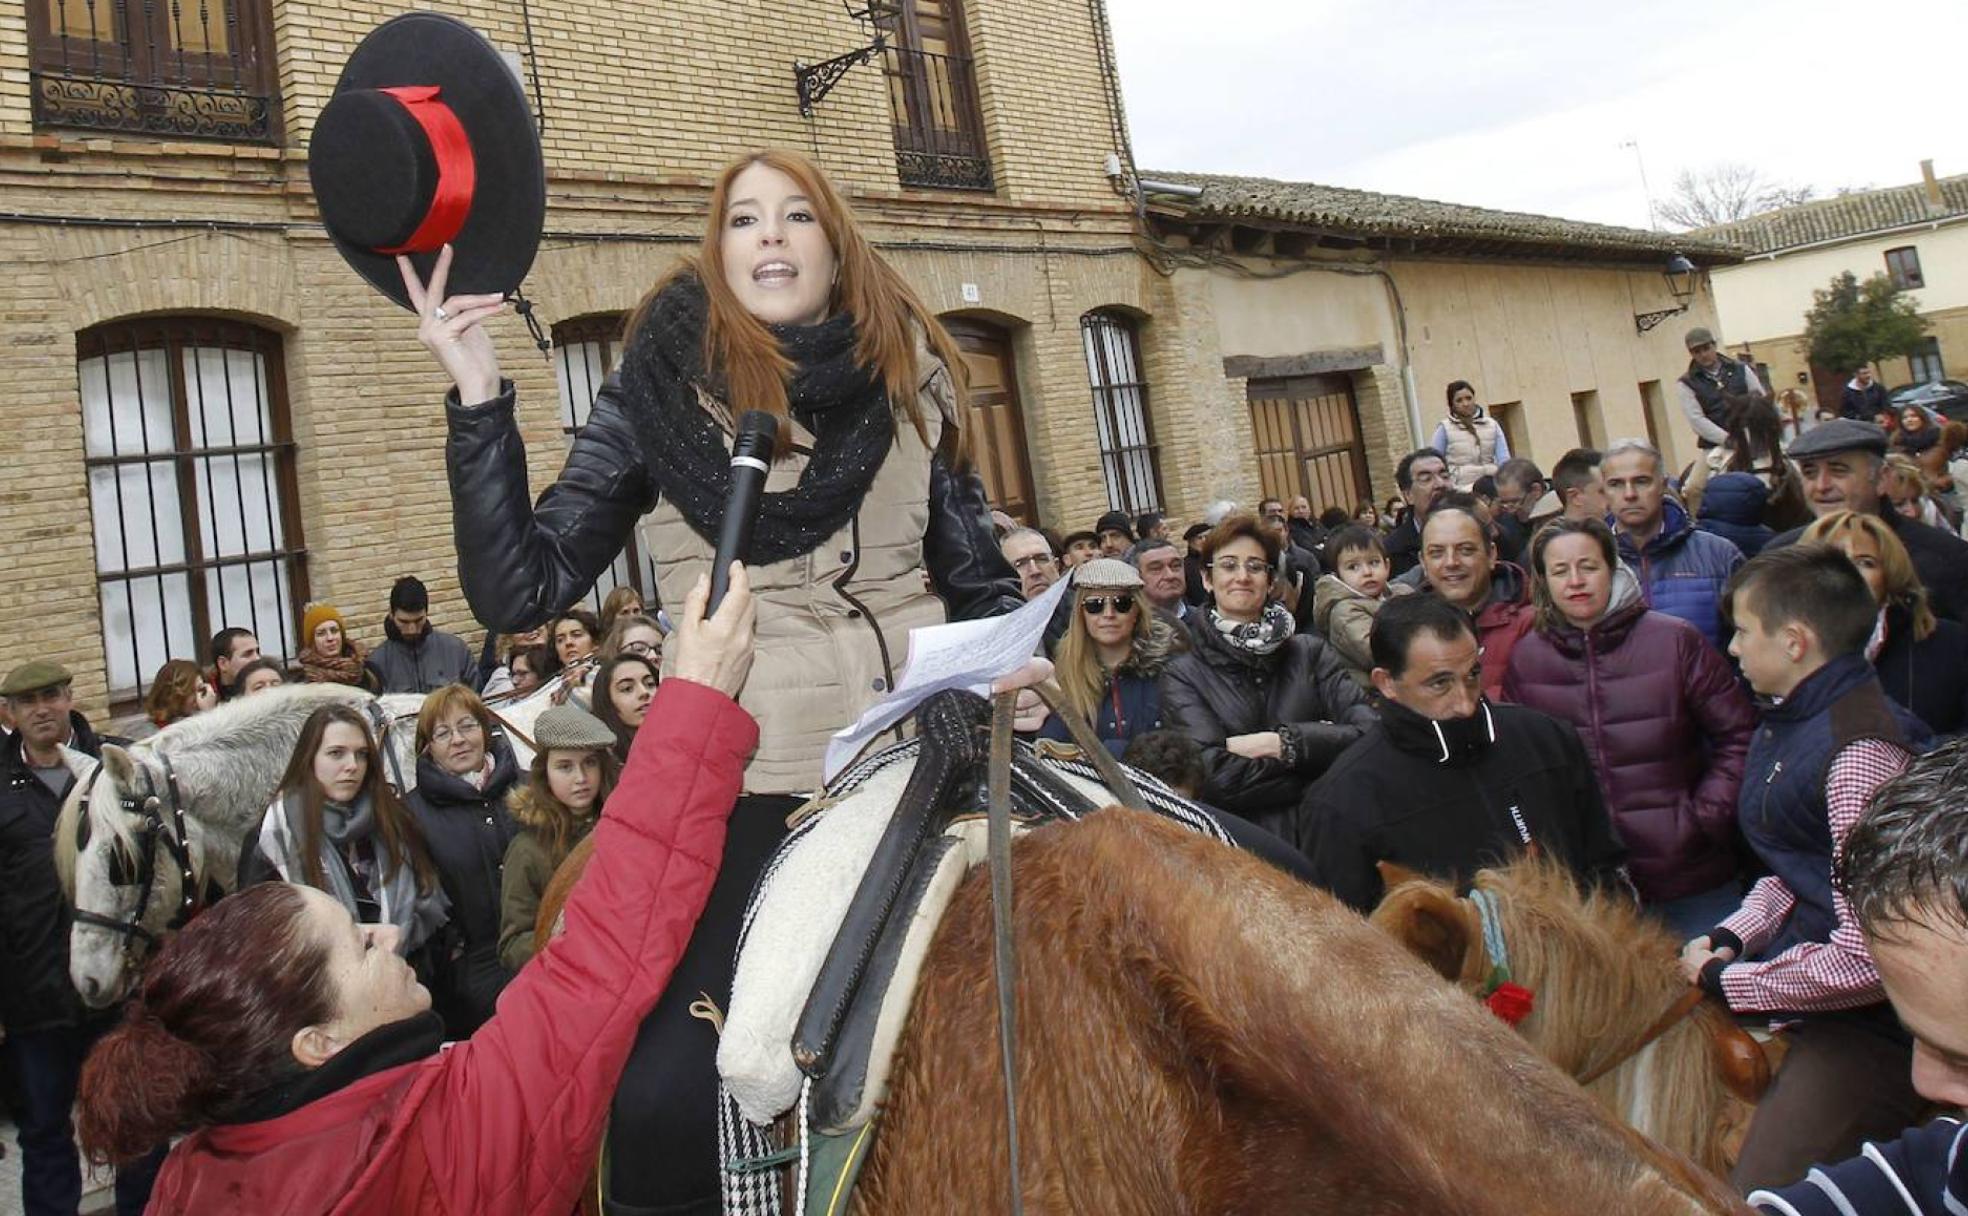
[616,274,895,565]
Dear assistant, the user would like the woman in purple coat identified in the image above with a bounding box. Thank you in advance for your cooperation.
[1504,518,1756,937]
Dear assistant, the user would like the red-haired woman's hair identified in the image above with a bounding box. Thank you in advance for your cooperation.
[625,148,970,464]
[77,883,335,1163]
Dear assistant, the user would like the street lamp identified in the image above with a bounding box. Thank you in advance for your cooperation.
[1635,253,1700,334]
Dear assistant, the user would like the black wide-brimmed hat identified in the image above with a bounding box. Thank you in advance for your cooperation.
[308,12,545,311]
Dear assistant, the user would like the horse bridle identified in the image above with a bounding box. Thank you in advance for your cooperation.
[1468,884,1707,1086]
[71,752,199,958]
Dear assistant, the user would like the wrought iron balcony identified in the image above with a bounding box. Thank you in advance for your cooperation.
[31,0,278,142]
[883,45,993,191]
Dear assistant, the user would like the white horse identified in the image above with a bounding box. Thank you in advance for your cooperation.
[482,661,594,769]
[56,683,422,1008]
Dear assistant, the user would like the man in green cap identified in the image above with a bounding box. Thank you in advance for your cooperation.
[1675,324,1765,450]
[0,659,158,1213]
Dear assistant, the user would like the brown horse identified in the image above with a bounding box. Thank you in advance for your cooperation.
[1372,858,1770,1175]
[541,809,1748,1213]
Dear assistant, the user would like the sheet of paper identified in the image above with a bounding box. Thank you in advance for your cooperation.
[823,571,1074,782]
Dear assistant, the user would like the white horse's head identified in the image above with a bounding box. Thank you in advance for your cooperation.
[58,743,201,1008]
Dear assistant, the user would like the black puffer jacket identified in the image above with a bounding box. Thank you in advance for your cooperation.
[443,375,1021,631]
[0,712,105,1030]
[403,733,522,1036]
[1160,616,1376,837]
[1874,603,1968,738]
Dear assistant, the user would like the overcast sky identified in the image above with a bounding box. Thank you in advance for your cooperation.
[1108,0,1967,230]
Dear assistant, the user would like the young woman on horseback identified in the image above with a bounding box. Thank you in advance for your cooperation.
[74,574,760,1216]
[498,704,620,971]
[404,147,1022,1213]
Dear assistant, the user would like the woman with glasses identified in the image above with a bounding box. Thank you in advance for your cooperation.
[1161,513,1376,840]
[600,611,666,664]
[401,684,522,1036]
[1037,559,1175,755]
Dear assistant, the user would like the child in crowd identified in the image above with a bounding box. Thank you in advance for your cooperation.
[1311,525,1410,685]
[1679,544,1931,1193]
[497,705,619,970]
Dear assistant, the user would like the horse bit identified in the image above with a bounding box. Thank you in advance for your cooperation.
[72,752,199,959]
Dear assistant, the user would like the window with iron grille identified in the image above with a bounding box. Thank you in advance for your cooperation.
[30,0,280,141]
[79,318,306,707]
[552,314,658,616]
[1080,311,1162,515]
[877,0,994,191]
[1885,246,1925,291]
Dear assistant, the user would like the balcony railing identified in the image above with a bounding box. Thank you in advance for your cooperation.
[32,0,277,142]
[884,45,993,191]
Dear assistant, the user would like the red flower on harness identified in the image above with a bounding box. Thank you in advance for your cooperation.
[1483,980,1535,1026]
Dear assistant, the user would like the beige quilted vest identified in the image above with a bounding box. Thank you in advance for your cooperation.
[641,361,954,795]
[1441,412,1504,490]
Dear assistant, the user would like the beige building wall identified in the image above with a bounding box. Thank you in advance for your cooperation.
[1712,220,1968,390]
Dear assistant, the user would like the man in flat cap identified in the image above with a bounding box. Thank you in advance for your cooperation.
[1771,419,1968,623]
[1676,325,1766,450]
[0,661,157,1214]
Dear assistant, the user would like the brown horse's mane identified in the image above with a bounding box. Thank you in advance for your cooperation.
[1375,856,1741,1171]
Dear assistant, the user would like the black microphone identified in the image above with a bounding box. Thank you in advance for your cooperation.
[709,410,779,615]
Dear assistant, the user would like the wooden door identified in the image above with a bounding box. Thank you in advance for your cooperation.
[1246,374,1371,514]
[943,318,1038,523]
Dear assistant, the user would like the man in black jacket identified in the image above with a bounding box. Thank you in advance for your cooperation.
[1297,596,1628,913]
[0,661,158,1215]
[1839,363,1889,422]
[1383,448,1451,577]
[1767,418,1968,624]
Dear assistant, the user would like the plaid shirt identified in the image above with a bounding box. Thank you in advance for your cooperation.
[1714,737,1909,1013]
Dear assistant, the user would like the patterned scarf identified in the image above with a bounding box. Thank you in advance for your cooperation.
[1207,601,1296,657]
[299,639,367,686]
[615,273,895,565]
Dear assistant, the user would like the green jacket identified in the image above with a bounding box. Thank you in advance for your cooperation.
[497,814,595,971]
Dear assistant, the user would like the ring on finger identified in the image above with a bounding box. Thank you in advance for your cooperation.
[432,305,449,321]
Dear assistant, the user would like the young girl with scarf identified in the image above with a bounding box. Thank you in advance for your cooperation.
[238,704,448,960]
[403,149,1023,1214]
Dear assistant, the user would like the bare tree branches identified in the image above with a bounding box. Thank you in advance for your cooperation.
[1655,162,1814,230]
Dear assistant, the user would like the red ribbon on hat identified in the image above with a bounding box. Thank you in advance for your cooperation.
[375,86,476,255]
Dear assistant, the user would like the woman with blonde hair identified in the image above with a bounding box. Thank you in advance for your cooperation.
[402,684,521,1035]
[407,147,1020,1209]
[497,704,620,970]
[141,658,215,732]
[1037,558,1176,755]
[597,584,644,637]
[1803,510,1968,735]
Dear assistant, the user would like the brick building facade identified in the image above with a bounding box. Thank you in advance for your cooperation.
[1,0,1746,719]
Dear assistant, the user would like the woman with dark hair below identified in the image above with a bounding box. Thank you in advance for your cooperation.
[297,602,380,691]
[238,704,450,965]
[139,658,216,735]
[1804,510,1968,736]
[1504,518,1756,937]
[1037,558,1176,756]
[594,652,661,763]
[74,573,760,1215]
[1430,379,1511,491]
[1686,391,1807,531]
[401,683,523,1036]
[499,703,621,970]
[1161,512,1375,841]
[404,147,1022,1212]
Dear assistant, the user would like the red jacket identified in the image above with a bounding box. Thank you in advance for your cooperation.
[1504,605,1754,902]
[143,679,756,1216]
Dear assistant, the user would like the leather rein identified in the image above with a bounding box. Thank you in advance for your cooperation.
[71,752,199,958]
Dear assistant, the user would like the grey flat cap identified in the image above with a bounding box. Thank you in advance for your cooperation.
[532,704,618,751]
[1074,557,1145,590]
[1788,418,1888,461]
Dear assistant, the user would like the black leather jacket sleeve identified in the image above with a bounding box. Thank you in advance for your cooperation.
[925,454,1024,621]
[1158,657,1301,816]
[445,376,658,633]
[1280,638,1375,772]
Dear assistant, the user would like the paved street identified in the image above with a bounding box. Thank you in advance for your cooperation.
[0,1119,117,1215]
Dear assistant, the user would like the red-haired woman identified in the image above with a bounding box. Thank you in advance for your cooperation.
[76,571,758,1216]
[403,148,1022,1211]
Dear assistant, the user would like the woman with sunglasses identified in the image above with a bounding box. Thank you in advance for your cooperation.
[1038,559,1176,756]
[1162,512,1376,840]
